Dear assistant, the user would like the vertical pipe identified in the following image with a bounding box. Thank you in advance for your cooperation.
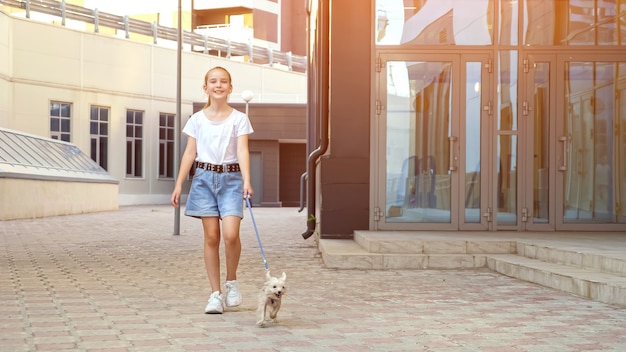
[301,0,330,239]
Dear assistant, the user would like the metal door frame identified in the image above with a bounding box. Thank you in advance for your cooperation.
[373,50,493,231]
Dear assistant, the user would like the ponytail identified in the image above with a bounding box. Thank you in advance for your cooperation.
[203,97,211,109]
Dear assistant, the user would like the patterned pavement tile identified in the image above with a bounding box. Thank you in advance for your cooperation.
[1,206,625,352]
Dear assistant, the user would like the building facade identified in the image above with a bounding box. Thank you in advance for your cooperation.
[192,0,307,62]
[306,0,626,238]
[0,3,307,211]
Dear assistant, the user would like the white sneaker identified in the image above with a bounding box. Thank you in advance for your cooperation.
[225,280,242,307]
[205,291,224,314]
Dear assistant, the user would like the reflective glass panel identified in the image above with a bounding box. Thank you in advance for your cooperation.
[465,62,482,223]
[499,0,519,45]
[497,135,517,225]
[524,0,626,46]
[533,62,550,224]
[498,51,518,131]
[564,61,625,223]
[386,61,453,223]
[613,62,626,223]
[376,0,493,45]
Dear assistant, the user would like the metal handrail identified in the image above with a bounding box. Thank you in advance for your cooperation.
[0,0,307,72]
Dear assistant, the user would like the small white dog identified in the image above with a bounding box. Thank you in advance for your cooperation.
[256,270,286,327]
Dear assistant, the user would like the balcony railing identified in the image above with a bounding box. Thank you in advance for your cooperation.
[0,0,307,72]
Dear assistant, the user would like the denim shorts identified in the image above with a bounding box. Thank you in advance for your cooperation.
[184,168,244,219]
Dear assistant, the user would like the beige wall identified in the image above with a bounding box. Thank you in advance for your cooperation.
[0,9,9,128]
[0,10,306,206]
[0,178,119,220]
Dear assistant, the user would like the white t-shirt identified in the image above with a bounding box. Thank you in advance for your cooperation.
[183,108,254,164]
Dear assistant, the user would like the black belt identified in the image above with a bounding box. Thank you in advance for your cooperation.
[196,162,240,173]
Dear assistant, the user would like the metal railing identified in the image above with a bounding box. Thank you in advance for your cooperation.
[0,0,307,72]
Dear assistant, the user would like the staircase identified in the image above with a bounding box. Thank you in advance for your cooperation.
[319,231,626,307]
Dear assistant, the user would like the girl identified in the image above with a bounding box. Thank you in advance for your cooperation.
[171,66,254,314]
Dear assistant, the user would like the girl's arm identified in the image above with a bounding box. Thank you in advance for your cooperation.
[171,137,197,207]
[237,134,253,198]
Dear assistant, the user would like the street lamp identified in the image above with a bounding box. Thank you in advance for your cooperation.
[241,90,254,115]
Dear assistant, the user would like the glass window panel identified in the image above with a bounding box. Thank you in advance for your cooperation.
[60,119,70,132]
[497,135,517,225]
[50,118,60,132]
[376,0,493,45]
[564,61,623,223]
[533,62,550,224]
[386,60,453,223]
[100,137,108,170]
[524,0,624,46]
[50,103,60,117]
[90,122,98,134]
[90,138,97,161]
[60,103,71,118]
[612,63,626,223]
[135,126,142,137]
[499,0,519,45]
[498,51,518,131]
[126,141,132,174]
[159,143,165,176]
[166,141,174,178]
[465,62,482,223]
[135,140,142,177]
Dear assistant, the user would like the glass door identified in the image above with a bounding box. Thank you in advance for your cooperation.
[376,52,492,230]
[556,54,626,230]
[520,54,557,230]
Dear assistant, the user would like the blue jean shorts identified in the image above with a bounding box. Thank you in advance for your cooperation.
[184,168,244,219]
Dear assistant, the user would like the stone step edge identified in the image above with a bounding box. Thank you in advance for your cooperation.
[319,239,489,270]
[350,234,625,277]
[516,242,626,278]
[353,232,517,255]
[487,254,626,307]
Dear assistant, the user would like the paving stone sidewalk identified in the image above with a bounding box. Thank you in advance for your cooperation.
[1,205,625,352]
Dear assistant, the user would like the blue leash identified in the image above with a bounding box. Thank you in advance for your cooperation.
[246,197,269,270]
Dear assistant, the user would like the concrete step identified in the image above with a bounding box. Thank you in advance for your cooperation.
[516,241,626,277]
[319,239,487,270]
[354,230,517,254]
[319,232,626,307]
[487,254,626,307]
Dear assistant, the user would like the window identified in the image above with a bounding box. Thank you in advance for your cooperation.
[159,113,176,178]
[90,106,109,170]
[126,110,143,177]
[50,101,71,142]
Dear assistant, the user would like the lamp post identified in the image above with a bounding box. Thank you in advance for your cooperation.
[173,0,182,236]
[241,90,254,115]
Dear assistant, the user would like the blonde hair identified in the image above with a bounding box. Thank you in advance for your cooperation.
[203,66,233,109]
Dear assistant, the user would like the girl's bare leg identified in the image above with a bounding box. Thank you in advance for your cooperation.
[201,217,221,292]
[221,216,242,281]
